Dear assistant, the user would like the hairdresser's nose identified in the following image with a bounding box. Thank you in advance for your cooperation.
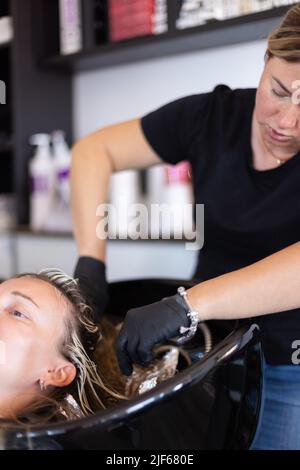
[277,102,300,131]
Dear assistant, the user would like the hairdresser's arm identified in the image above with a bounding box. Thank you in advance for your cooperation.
[117,241,300,375]
[188,241,300,320]
[71,119,162,319]
[71,118,161,261]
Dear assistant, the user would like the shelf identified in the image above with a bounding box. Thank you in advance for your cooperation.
[12,225,73,239]
[41,5,293,72]
[12,225,196,243]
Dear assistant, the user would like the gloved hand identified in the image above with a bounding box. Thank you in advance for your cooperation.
[116,293,191,376]
[74,256,109,324]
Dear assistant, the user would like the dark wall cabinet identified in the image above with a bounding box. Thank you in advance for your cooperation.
[0,0,13,194]
[11,0,72,224]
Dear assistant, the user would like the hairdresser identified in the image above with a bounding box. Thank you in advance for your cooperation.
[72,4,300,449]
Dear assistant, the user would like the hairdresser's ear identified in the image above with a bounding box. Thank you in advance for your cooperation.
[46,362,76,388]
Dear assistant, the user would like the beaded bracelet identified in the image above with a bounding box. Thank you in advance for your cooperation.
[176,286,201,344]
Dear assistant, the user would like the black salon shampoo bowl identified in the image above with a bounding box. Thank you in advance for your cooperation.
[3,278,262,450]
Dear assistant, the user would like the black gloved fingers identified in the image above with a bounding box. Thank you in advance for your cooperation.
[126,339,155,370]
[126,338,155,369]
[137,340,155,366]
[116,293,191,374]
[137,344,155,367]
[126,336,141,368]
[162,294,190,327]
[116,330,133,376]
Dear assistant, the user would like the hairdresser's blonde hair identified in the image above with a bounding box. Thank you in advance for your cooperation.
[265,3,300,62]
[8,268,126,426]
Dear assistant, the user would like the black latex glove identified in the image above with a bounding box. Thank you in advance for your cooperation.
[74,256,109,324]
[116,293,190,376]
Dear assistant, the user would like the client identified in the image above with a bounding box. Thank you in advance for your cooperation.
[0,269,185,427]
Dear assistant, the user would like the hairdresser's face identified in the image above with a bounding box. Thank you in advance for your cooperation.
[0,277,71,401]
[255,56,300,159]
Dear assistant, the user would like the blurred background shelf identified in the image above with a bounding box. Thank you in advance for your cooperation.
[41,4,295,72]
[12,225,197,243]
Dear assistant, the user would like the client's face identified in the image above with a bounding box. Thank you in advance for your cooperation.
[0,276,76,417]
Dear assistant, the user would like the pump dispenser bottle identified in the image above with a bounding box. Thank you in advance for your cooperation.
[29,134,55,231]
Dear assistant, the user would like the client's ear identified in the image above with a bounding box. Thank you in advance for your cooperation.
[45,361,76,388]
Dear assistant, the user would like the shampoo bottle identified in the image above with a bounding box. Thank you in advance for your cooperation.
[52,130,71,206]
[29,134,55,231]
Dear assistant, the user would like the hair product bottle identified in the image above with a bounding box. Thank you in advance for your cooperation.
[52,130,71,206]
[29,134,55,231]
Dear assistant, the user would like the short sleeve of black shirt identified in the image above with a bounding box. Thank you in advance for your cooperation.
[140,84,231,166]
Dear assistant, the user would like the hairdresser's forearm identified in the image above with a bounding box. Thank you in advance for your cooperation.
[187,241,300,321]
[71,134,113,262]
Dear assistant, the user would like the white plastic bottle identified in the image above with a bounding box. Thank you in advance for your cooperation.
[51,130,71,206]
[108,170,141,239]
[146,164,166,238]
[29,134,55,231]
[59,0,83,55]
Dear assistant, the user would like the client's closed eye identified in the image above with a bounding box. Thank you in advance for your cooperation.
[10,310,29,320]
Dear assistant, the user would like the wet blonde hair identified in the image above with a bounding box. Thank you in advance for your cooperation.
[265,3,300,62]
[7,268,127,425]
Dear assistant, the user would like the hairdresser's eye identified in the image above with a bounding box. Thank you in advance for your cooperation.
[272,89,288,98]
[11,310,28,320]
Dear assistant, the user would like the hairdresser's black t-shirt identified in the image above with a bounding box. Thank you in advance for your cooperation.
[141,84,300,365]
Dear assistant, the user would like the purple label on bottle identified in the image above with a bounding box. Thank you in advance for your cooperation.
[58,169,70,180]
[66,0,77,24]
[30,176,49,193]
